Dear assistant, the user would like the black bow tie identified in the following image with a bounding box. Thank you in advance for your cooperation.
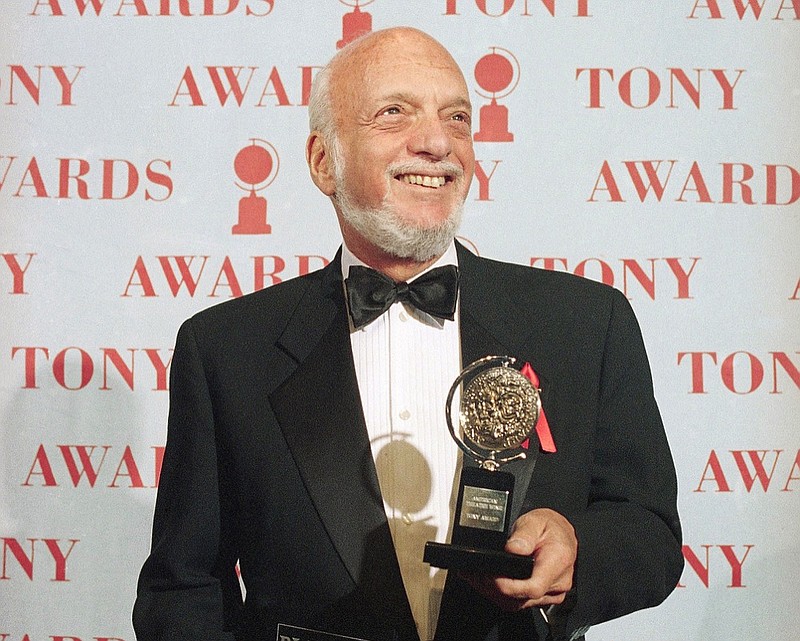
[345,264,459,329]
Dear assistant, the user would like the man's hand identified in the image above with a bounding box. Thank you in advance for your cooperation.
[461,508,578,612]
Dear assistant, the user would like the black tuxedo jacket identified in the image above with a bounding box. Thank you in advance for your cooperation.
[133,244,682,641]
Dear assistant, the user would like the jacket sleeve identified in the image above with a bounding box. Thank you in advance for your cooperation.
[551,289,683,640]
[133,319,240,641]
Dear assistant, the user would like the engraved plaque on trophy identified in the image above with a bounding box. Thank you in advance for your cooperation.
[423,356,540,579]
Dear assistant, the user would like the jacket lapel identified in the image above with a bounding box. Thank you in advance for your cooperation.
[434,246,553,641]
[268,254,416,633]
[457,243,552,520]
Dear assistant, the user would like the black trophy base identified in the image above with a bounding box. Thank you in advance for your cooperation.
[423,541,533,580]
[424,466,533,579]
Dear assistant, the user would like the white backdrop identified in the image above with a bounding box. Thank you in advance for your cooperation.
[1,1,798,640]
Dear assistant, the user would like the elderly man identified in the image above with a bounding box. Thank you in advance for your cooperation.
[133,27,682,641]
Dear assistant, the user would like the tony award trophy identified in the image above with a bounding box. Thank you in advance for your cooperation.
[423,356,540,579]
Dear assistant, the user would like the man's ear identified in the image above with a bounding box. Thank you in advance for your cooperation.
[306,132,336,196]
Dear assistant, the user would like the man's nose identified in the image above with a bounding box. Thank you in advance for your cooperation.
[407,116,452,160]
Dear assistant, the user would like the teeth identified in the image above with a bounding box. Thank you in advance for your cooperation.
[401,174,447,188]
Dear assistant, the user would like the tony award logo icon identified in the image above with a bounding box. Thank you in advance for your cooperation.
[474,47,520,143]
[231,139,279,235]
[424,356,540,578]
[337,0,374,49]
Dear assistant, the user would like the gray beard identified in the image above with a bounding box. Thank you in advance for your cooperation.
[335,187,463,263]
[330,143,465,263]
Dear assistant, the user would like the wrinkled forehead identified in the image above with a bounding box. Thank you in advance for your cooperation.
[329,30,470,119]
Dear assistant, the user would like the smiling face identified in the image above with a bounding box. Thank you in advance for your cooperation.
[307,29,475,273]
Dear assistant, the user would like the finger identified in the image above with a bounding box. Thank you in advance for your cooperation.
[505,536,536,558]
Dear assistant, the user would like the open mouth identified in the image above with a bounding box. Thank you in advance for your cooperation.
[396,173,452,189]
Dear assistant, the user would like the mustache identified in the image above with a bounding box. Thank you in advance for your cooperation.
[387,160,465,180]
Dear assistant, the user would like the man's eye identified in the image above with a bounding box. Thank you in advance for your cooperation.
[452,112,470,123]
[380,106,402,116]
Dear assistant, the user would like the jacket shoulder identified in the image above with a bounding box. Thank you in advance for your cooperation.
[466,251,622,308]
[180,264,335,346]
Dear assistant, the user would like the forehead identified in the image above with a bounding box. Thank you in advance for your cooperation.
[332,34,470,113]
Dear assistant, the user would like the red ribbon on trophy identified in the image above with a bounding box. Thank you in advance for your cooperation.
[520,362,557,453]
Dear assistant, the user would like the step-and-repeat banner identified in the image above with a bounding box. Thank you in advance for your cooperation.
[1,1,798,640]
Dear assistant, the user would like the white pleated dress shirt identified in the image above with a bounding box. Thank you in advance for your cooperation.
[341,242,462,641]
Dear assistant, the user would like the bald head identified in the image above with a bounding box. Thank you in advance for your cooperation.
[308,28,469,143]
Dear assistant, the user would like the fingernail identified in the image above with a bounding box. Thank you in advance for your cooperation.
[507,538,529,552]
